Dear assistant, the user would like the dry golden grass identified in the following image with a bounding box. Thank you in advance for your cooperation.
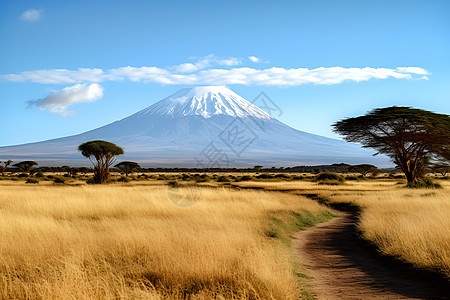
[321,181,450,277]
[232,179,450,277]
[0,182,330,299]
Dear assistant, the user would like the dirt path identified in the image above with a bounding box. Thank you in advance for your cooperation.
[292,209,450,300]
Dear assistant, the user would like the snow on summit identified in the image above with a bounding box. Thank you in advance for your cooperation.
[137,86,273,119]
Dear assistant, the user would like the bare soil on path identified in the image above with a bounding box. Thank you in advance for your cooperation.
[293,208,450,300]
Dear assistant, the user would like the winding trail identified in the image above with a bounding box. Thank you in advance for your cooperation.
[292,209,450,299]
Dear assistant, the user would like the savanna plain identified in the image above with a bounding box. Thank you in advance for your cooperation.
[0,175,449,299]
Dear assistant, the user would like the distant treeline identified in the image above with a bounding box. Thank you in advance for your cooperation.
[0,163,397,174]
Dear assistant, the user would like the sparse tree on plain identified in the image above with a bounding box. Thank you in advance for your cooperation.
[0,160,13,176]
[78,140,124,184]
[350,164,378,177]
[333,106,450,186]
[432,146,450,176]
[13,161,38,175]
[114,161,140,176]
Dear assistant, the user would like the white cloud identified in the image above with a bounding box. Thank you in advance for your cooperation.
[248,56,260,63]
[171,54,241,73]
[2,62,429,87]
[27,83,103,116]
[396,67,430,75]
[3,68,105,84]
[19,9,43,22]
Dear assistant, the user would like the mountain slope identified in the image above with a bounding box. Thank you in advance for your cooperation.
[0,86,389,167]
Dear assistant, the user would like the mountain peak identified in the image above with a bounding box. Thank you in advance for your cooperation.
[135,86,273,119]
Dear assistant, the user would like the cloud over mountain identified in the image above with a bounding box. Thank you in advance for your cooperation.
[3,65,429,86]
[27,83,103,116]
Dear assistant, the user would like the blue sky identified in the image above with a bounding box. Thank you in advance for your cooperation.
[1,0,449,147]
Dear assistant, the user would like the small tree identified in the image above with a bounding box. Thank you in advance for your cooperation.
[13,161,38,175]
[0,160,12,176]
[333,106,450,186]
[114,161,140,176]
[432,146,450,176]
[78,140,124,184]
[253,165,263,172]
[350,164,378,177]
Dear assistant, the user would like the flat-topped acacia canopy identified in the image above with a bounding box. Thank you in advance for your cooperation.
[333,106,450,185]
[78,140,124,183]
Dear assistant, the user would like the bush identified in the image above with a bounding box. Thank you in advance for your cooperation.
[217,176,230,182]
[316,172,344,182]
[406,179,442,189]
[63,174,71,178]
[167,181,180,188]
[118,176,131,182]
[256,174,274,179]
[53,177,65,184]
[194,176,210,182]
[86,178,96,184]
[235,175,253,182]
[292,175,304,180]
[346,176,358,181]
[157,175,170,180]
[18,173,28,178]
[35,172,44,178]
[26,178,39,184]
[240,175,253,181]
[275,174,291,179]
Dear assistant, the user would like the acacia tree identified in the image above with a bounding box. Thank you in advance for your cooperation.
[78,140,124,183]
[350,164,378,177]
[0,160,13,176]
[114,161,140,176]
[432,146,450,176]
[13,161,38,175]
[333,106,450,186]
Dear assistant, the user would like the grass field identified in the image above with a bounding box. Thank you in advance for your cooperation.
[1,175,448,299]
[0,182,333,299]
[231,179,450,278]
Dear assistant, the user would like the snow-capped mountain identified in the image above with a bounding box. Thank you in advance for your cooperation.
[137,86,272,119]
[0,86,388,167]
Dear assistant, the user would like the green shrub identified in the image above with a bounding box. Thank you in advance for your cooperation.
[256,174,275,179]
[26,178,39,184]
[53,177,65,184]
[406,179,442,189]
[167,181,180,188]
[181,173,191,181]
[194,176,210,182]
[86,178,96,184]
[217,176,230,182]
[35,172,44,178]
[63,174,71,178]
[346,176,358,180]
[316,172,344,182]
[118,176,131,182]
[157,175,170,180]
[275,174,291,179]
[18,173,28,178]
